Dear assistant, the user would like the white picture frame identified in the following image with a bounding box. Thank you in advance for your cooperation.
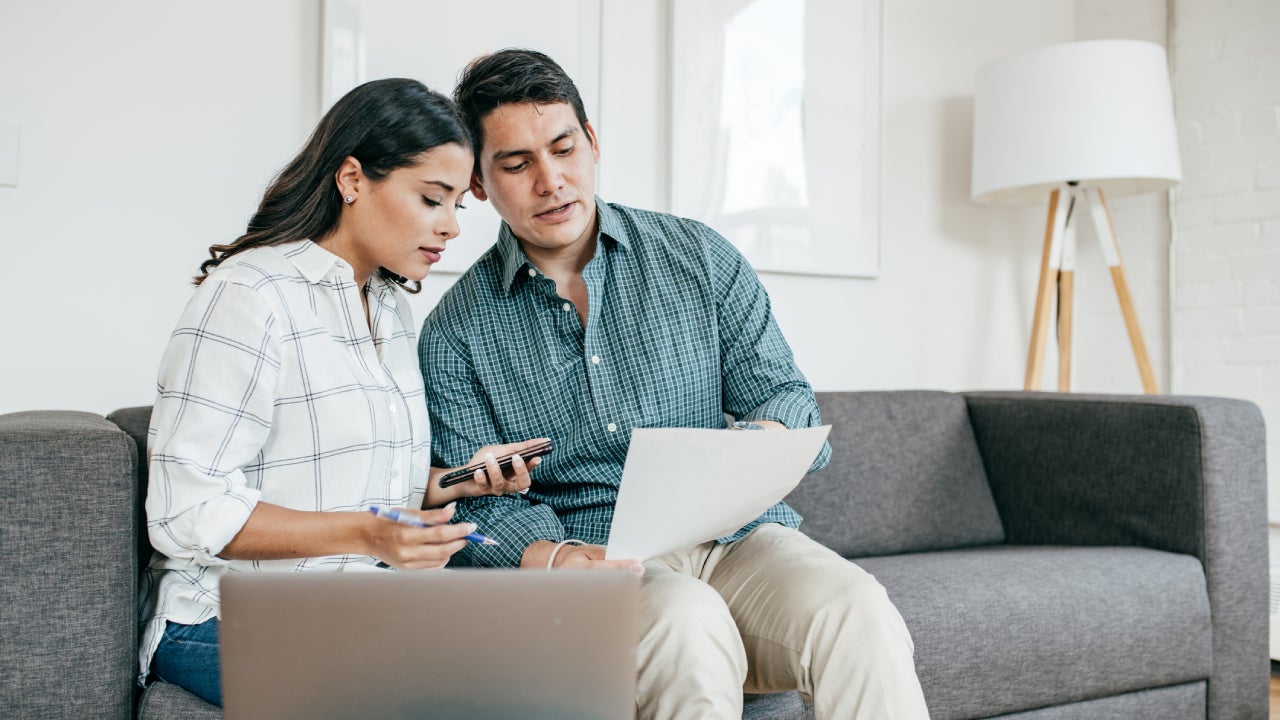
[670,0,882,278]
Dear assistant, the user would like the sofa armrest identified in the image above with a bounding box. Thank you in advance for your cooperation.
[963,391,1267,720]
[0,411,139,719]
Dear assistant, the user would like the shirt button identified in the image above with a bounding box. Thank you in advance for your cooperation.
[389,404,397,413]
[390,468,400,478]
[528,268,538,278]
[591,355,601,365]
[562,302,571,312]
[607,423,617,432]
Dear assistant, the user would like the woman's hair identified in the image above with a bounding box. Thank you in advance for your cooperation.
[452,48,591,179]
[195,78,470,292]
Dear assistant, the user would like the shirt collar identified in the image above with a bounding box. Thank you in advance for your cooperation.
[496,197,631,295]
[284,239,347,284]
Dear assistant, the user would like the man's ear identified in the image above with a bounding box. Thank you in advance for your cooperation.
[584,121,601,164]
[470,171,488,202]
[335,156,364,200]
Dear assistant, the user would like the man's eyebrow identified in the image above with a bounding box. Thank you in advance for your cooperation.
[489,127,580,164]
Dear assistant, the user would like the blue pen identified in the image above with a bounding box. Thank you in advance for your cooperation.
[367,505,499,546]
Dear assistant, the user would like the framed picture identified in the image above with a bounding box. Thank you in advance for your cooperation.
[670,0,882,277]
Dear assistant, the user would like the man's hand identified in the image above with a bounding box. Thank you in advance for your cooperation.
[425,437,547,507]
[521,540,645,575]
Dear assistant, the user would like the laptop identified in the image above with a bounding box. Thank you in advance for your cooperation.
[219,570,640,720]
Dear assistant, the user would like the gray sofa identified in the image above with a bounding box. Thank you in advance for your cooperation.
[0,391,1267,719]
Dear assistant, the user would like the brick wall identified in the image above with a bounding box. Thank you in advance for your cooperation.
[1171,0,1280,520]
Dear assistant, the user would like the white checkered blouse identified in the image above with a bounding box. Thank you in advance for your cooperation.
[137,239,431,685]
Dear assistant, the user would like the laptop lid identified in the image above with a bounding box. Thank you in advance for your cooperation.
[219,570,640,720]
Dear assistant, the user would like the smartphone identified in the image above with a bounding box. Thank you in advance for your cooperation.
[437,439,554,488]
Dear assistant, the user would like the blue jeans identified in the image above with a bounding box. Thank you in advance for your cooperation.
[152,618,222,707]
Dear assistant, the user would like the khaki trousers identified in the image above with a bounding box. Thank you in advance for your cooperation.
[636,524,930,720]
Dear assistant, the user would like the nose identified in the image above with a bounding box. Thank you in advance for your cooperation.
[533,161,564,196]
[438,206,460,240]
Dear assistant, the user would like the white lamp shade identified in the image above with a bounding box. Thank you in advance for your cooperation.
[971,39,1182,205]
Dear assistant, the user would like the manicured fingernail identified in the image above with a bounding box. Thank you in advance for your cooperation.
[485,452,495,460]
[463,523,477,532]
[519,488,529,495]
[445,502,456,510]
[513,454,524,464]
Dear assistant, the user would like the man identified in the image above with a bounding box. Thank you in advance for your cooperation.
[419,48,929,719]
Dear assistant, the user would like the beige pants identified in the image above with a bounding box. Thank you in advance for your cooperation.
[636,524,930,720]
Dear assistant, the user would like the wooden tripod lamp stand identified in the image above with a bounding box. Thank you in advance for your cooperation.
[971,40,1182,394]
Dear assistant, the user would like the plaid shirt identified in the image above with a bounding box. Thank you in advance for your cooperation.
[420,199,830,567]
[138,239,431,684]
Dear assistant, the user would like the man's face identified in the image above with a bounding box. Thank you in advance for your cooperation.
[471,102,600,256]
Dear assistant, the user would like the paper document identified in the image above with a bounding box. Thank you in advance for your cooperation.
[605,426,831,561]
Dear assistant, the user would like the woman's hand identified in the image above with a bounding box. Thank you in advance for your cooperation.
[363,503,473,571]
[426,438,548,506]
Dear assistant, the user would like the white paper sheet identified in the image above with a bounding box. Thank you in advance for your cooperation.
[604,426,831,561]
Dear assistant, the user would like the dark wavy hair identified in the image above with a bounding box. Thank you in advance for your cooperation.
[195,78,470,292]
[452,48,591,179]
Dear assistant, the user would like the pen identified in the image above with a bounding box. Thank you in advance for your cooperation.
[367,505,499,546]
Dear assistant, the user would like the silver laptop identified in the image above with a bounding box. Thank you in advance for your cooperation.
[219,570,640,720]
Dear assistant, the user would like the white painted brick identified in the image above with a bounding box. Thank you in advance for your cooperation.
[1178,143,1218,178]
[1264,219,1280,244]
[1215,190,1280,223]
[1175,1,1257,39]
[1229,250,1280,281]
[1259,48,1280,78]
[1178,222,1261,253]
[1180,307,1246,336]
[1240,105,1280,136]
[1196,113,1240,144]
[1214,73,1280,113]
[1175,279,1244,308]
[1176,196,1216,226]
[1181,365,1263,391]
[1260,162,1280,191]
[1176,253,1234,282]
[1244,306,1280,334]
[1243,279,1280,305]
[1175,36,1223,67]
[1213,134,1280,169]
[1183,165,1257,196]
[1226,335,1280,364]
[1223,24,1280,58]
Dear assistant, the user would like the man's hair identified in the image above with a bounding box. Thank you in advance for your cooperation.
[453,48,591,177]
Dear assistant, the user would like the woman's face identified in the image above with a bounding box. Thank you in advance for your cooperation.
[337,142,474,283]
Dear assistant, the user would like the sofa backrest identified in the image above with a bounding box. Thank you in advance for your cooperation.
[784,391,1005,558]
[106,405,155,579]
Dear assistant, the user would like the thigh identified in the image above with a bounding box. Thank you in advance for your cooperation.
[705,525,905,686]
[153,618,223,707]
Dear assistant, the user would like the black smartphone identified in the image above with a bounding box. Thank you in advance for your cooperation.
[437,439,554,488]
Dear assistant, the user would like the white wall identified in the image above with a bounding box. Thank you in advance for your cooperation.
[0,1,319,414]
[0,1,1244,423]
[1169,0,1280,520]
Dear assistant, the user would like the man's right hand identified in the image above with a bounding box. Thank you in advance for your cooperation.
[521,540,645,575]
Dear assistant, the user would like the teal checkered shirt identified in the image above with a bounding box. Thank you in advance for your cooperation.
[419,199,831,567]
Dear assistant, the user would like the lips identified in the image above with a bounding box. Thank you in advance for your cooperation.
[535,200,575,222]
[419,247,444,263]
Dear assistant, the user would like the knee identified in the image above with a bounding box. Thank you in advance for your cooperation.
[641,572,740,645]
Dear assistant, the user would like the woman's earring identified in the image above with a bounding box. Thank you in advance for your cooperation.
[344,195,354,204]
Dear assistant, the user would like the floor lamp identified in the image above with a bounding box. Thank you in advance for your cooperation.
[971,40,1182,393]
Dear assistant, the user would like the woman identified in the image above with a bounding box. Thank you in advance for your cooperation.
[138,78,543,707]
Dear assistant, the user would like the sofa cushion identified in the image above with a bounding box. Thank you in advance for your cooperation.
[853,545,1212,720]
[786,391,1004,557]
[137,681,222,720]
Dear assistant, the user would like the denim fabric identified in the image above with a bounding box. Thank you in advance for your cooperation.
[153,618,222,707]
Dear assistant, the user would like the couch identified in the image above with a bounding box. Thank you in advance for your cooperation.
[0,391,1268,719]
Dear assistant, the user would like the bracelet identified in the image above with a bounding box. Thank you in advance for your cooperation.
[546,539,586,570]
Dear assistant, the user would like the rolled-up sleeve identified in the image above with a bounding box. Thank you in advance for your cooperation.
[707,230,832,473]
[419,312,565,567]
[146,280,279,565]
